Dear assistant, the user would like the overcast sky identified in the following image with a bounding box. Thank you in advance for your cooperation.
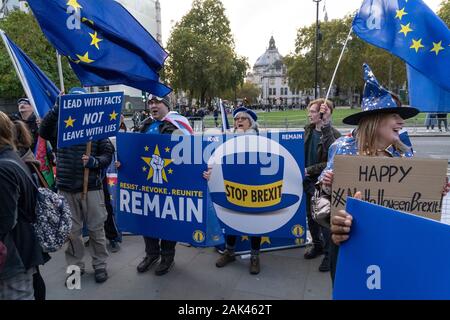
[159,0,442,66]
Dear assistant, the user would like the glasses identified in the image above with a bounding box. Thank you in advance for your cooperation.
[234,116,250,122]
[147,94,164,105]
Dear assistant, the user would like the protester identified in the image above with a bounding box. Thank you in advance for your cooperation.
[117,94,193,276]
[425,113,437,132]
[213,108,219,128]
[13,120,51,299]
[303,99,341,272]
[10,98,40,152]
[204,107,262,275]
[437,113,448,133]
[319,64,446,284]
[39,87,114,284]
[132,111,141,131]
[0,111,45,300]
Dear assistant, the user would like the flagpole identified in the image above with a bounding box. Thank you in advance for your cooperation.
[325,27,353,103]
[56,51,65,93]
[0,29,40,118]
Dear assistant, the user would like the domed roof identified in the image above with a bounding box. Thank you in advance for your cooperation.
[254,36,284,68]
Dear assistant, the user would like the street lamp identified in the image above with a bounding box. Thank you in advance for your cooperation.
[313,0,321,99]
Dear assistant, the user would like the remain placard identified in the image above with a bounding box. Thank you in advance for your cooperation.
[332,156,447,221]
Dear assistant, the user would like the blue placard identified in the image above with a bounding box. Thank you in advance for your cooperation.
[334,198,450,300]
[115,131,306,247]
[116,132,224,247]
[205,132,306,241]
[58,92,124,148]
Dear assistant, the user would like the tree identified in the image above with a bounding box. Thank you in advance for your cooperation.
[0,11,79,99]
[223,81,260,104]
[166,0,247,107]
[438,0,450,26]
[286,15,406,106]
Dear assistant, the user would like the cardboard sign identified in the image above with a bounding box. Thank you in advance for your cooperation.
[334,198,450,300]
[332,156,447,221]
[58,91,124,148]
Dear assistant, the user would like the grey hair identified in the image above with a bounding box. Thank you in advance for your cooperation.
[233,111,259,133]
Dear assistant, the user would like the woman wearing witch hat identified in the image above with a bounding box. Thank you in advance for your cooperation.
[319,64,450,284]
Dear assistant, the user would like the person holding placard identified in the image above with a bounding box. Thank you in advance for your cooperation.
[323,65,450,284]
[39,87,114,284]
[203,107,263,275]
[117,94,193,276]
[319,64,421,283]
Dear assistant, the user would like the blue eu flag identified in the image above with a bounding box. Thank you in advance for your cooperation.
[27,0,171,96]
[407,65,450,112]
[353,0,450,94]
[0,31,59,118]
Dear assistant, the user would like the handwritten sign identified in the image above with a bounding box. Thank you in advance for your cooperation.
[332,156,447,221]
[58,91,124,148]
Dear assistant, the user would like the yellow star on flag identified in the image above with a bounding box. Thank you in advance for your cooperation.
[64,116,76,128]
[241,236,249,242]
[410,39,425,53]
[430,41,444,55]
[165,147,170,153]
[141,145,173,182]
[395,7,408,20]
[260,237,271,245]
[89,31,103,50]
[82,17,94,25]
[67,0,82,12]
[399,23,413,37]
[76,52,94,64]
[168,168,174,174]
[109,110,118,121]
[142,166,147,172]
[144,146,149,152]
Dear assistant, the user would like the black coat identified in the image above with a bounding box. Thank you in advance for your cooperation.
[138,116,178,134]
[0,146,44,280]
[39,104,114,193]
[304,123,341,178]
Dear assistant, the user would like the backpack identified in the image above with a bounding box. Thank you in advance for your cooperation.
[34,187,72,252]
[0,159,72,253]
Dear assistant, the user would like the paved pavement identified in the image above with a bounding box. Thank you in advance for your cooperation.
[41,121,448,300]
[41,238,332,300]
[41,190,450,300]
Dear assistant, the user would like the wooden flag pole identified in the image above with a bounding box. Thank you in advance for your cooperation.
[82,141,92,200]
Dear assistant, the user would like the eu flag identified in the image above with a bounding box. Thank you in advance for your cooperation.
[353,0,450,93]
[27,0,171,96]
[407,65,450,112]
[0,30,59,118]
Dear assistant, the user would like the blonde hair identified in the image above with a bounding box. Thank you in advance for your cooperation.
[356,113,409,156]
[0,111,15,150]
[307,98,334,113]
[13,120,33,150]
